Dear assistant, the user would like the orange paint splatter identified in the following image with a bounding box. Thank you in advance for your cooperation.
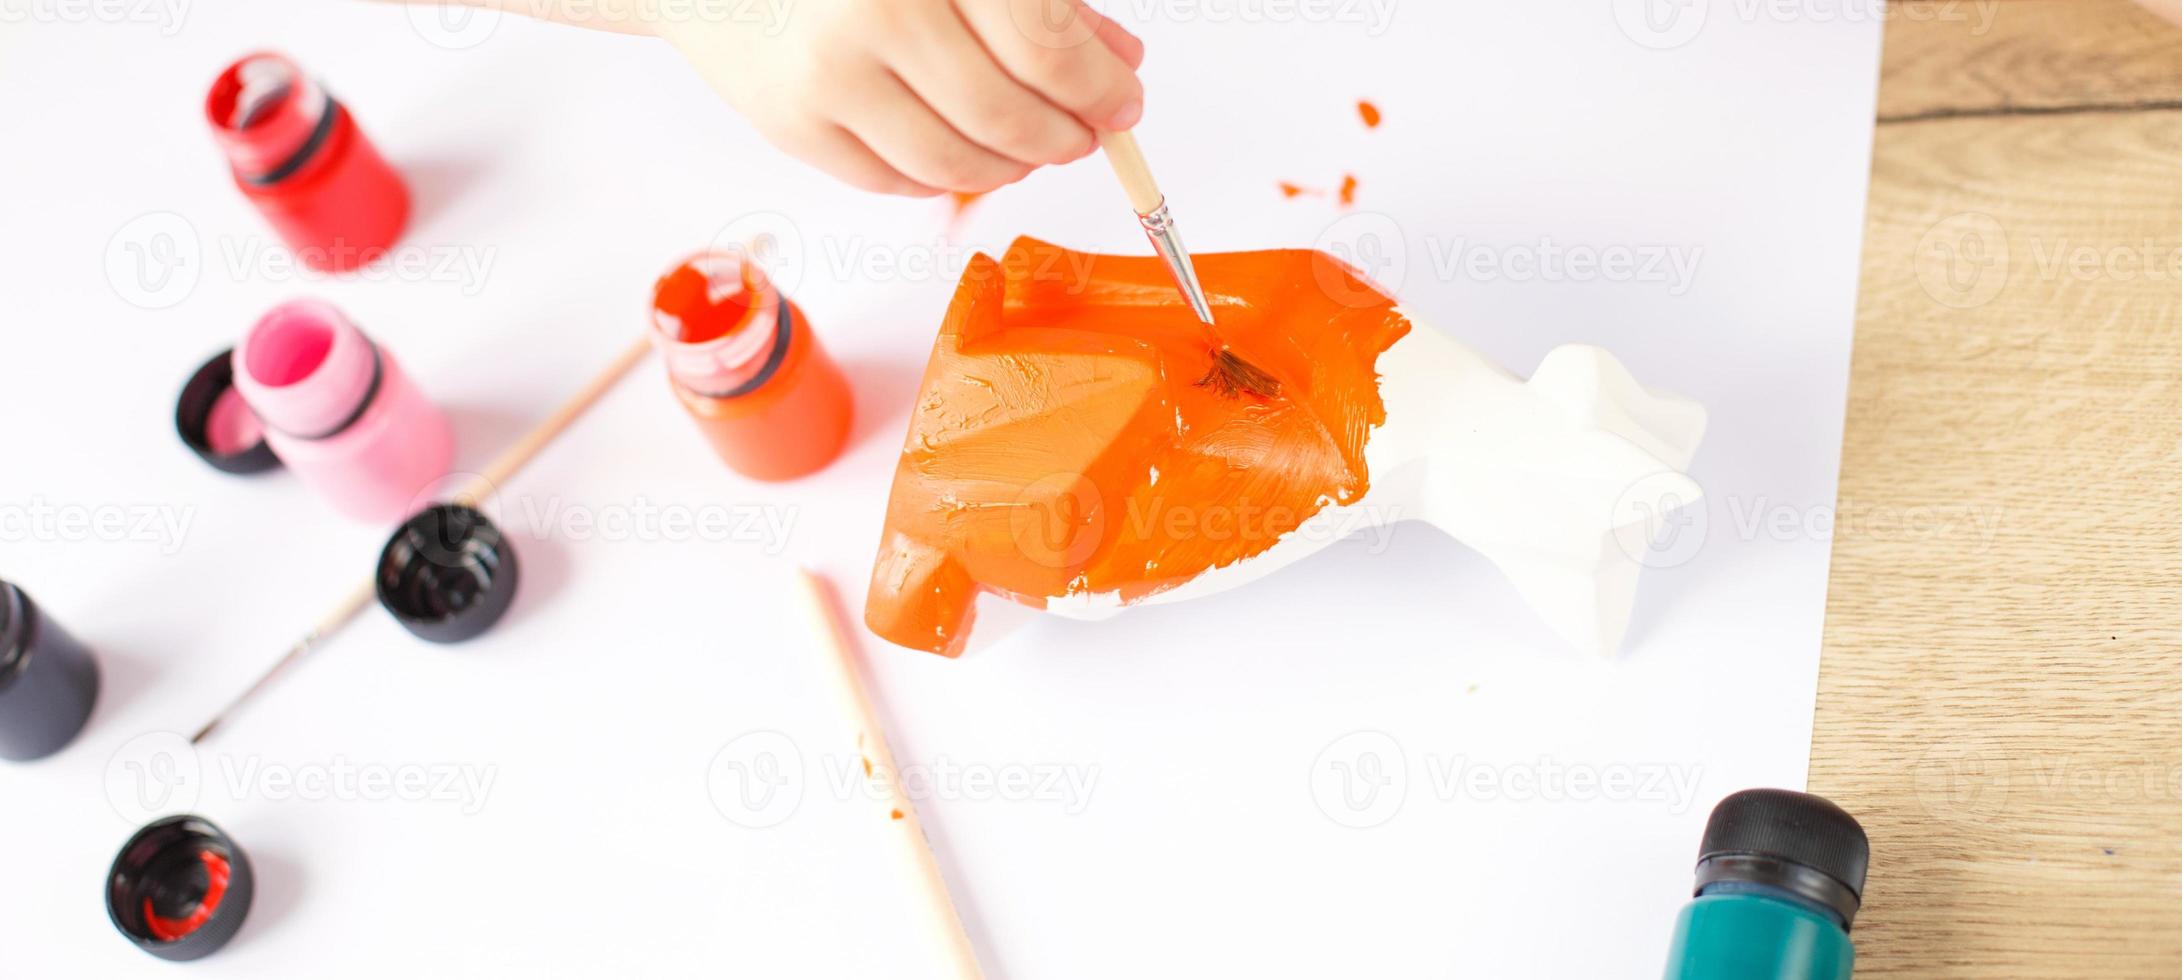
[944,190,987,237]
[864,237,1410,656]
[1357,100,1382,129]
[890,809,905,820]
[1277,181,1316,199]
[862,756,874,777]
[1338,174,1358,207]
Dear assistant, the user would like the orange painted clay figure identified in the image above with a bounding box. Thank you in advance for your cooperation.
[867,239,1712,658]
[866,237,1410,656]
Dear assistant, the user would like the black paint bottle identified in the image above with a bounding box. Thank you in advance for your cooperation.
[0,581,101,761]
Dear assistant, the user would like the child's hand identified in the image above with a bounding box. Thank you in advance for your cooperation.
[650,0,1146,196]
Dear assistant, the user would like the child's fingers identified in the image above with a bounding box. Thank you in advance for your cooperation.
[769,118,945,197]
[888,13,1096,167]
[1089,8,1145,68]
[960,0,1145,132]
[840,70,1035,192]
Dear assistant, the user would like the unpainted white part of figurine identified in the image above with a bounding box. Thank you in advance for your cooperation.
[1000,315,1709,657]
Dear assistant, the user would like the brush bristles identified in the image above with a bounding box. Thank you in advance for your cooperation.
[1196,348,1283,399]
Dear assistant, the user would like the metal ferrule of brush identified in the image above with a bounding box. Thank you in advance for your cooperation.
[1137,201,1217,325]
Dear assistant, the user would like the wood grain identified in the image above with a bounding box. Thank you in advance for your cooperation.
[1813,1,2182,974]
[1880,0,2182,120]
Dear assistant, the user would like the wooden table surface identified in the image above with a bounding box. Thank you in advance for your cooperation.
[1810,1,2182,974]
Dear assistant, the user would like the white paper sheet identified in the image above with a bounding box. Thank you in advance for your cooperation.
[0,1,1880,975]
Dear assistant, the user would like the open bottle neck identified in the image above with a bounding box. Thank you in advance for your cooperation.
[206,53,330,180]
[650,251,788,398]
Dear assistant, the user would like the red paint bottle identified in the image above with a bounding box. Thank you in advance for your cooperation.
[649,252,854,481]
[205,52,409,271]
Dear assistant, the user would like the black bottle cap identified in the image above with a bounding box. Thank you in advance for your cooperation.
[176,348,281,475]
[1694,788,1870,929]
[375,503,519,643]
[107,815,256,960]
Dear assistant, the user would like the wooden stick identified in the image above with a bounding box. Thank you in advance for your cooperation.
[794,568,985,980]
[190,336,655,744]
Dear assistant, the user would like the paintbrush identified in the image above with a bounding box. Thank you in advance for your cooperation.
[1097,130,1281,399]
[190,336,655,744]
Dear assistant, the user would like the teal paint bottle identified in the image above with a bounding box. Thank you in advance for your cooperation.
[1663,789,1869,980]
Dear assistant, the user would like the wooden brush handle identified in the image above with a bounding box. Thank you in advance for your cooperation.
[1098,130,1165,215]
[191,337,656,746]
[455,336,652,506]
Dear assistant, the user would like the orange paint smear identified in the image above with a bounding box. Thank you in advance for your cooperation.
[865,237,1410,656]
[1357,100,1382,129]
[891,809,905,820]
[1276,181,1318,199]
[1338,174,1359,207]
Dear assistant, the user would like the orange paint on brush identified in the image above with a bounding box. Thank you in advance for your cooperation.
[864,237,1410,656]
[1338,174,1359,207]
[1357,100,1382,129]
[650,252,854,481]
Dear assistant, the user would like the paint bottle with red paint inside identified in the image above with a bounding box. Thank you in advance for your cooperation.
[649,252,853,481]
[205,52,408,271]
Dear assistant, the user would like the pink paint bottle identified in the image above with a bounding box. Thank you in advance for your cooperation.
[231,299,453,523]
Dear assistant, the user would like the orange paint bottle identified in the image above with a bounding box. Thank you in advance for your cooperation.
[649,252,853,481]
